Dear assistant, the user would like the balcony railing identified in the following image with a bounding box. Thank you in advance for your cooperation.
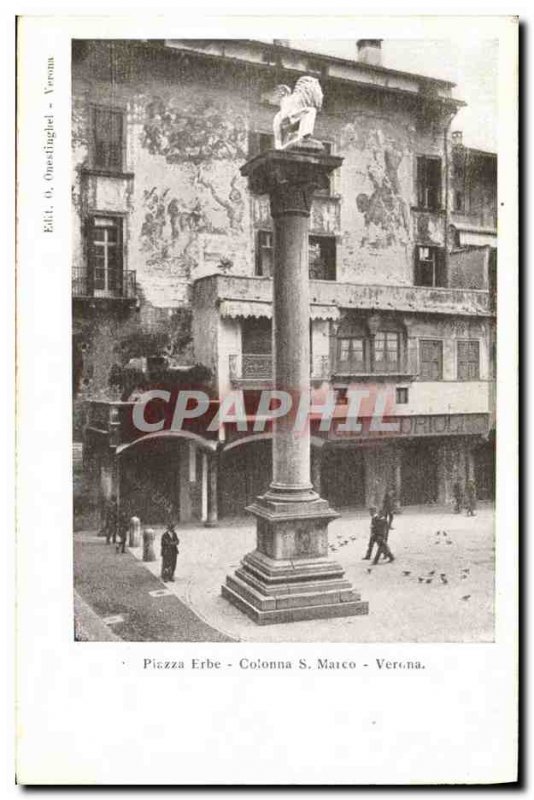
[229,353,331,382]
[194,274,492,317]
[72,268,137,300]
[229,353,272,381]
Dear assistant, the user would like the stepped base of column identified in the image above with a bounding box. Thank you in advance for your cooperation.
[221,491,369,625]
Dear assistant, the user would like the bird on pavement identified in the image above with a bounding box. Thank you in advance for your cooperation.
[461,594,471,601]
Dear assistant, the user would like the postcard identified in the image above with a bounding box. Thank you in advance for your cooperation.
[15,13,518,785]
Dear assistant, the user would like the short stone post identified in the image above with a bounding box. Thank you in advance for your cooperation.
[129,516,141,548]
[142,528,156,562]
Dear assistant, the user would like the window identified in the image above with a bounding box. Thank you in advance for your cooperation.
[315,142,332,195]
[242,318,272,355]
[255,230,273,277]
[419,340,443,380]
[256,233,336,280]
[374,332,400,373]
[337,337,365,373]
[396,387,409,404]
[336,326,404,375]
[416,155,442,210]
[309,235,336,280]
[92,107,124,171]
[415,246,446,287]
[454,190,465,212]
[87,215,123,294]
[457,340,480,380]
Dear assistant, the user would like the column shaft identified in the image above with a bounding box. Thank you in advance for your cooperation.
[270,213,312,493]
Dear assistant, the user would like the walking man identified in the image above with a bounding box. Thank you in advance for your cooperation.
[381,487,396,532]
[104,494,119,545]
[364,507,394,563]
[161,522,180,582]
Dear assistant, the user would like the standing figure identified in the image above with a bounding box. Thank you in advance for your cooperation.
[116,521,128,554]
[381,487,396,533]
[161,523,180,582]
[465,480,477,516]
[452,479,463,514]
[364,507,394,563]
[104,495,118,545]
[373,512,395,565]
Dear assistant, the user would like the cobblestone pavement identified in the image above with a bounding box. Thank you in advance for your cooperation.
[73,535,234,642]
[128,503,495,643]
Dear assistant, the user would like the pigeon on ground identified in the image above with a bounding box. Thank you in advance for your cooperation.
[418,577,424,583]
[461,594,471,601]
[446,541,453,546]
[440,576,448,584]
[402,571,411,576]
[366,568,372,574]
[428,570,436,576]
[425,578,432,584]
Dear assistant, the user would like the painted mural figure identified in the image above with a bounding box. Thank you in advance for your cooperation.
[273,76,323,149]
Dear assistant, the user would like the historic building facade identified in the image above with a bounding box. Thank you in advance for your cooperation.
[73,39,496,526]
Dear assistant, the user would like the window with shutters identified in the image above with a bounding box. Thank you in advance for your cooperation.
[374,331,400,373]
[92,107,125,171]
[337,337,366,374]
[255,230,273,277]
[254,232,336,280]
[87,215,124,294]
[416,155,442,210]
[414,245,446,287]
[457,340,480,380]
[419,340,443,380]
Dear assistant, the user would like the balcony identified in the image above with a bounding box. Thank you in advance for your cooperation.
[229,354,331,384]
[72,268,137,301]
[193,274,492,318]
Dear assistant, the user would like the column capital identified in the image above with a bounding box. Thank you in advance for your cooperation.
[241,144,343,218]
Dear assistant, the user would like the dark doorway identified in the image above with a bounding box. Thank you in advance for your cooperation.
[401,442,438,505]
[474,440,496,501]
[322,446,365,509]
[119,439,181,525]
[219,439,272,518]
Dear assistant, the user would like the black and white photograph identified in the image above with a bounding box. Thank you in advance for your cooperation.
[13,11,518,786]
[72,36,498,643]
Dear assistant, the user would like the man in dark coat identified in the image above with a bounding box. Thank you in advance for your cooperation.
[381,487,396,532]
[363,507,395,564]
[104,495,119,545]
[452,479,463,514]
[161,523,180,582]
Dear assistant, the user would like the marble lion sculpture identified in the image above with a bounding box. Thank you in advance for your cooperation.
[273,76,324,150]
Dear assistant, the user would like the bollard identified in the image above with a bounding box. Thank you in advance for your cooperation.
[129,516,141,548]
[143,528,156,562]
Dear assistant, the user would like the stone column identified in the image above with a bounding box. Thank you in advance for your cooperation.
[204,452,219,528]
[222,143,368,624]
